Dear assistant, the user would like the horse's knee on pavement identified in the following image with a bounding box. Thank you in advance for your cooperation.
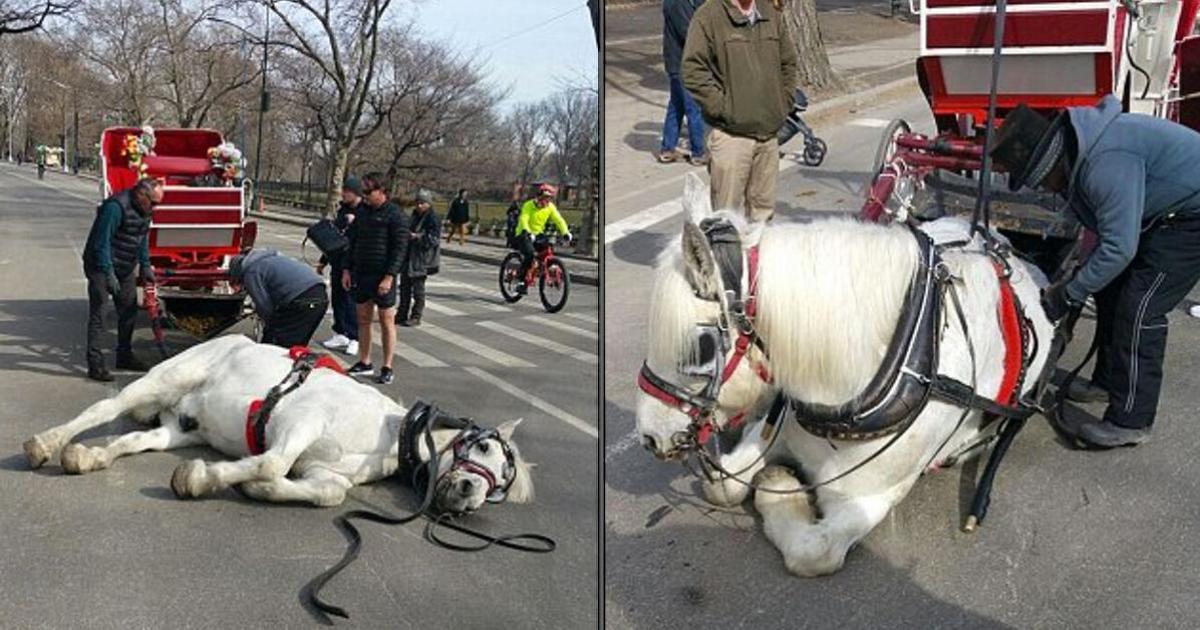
[60,443,108,474]
[171,459,210,499]
[752,465,813,515]
[782,543,848,578]
[702,477,750,507]
[23,434,56,469]
[256,454,289,480]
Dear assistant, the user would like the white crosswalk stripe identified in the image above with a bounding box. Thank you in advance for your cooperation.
[476,321,597,365]
[565,312,598,324]
[422,301,466,317]
[426,279,509,312]
[418,322,535,368]
[464,367,597,438]
[523,314,598,340]
[394,340,448,368]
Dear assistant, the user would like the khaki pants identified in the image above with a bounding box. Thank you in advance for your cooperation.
[707,127,779,222]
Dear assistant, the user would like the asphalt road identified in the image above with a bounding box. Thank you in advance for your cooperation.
[603,87,1200,629]
[0,163,598,629]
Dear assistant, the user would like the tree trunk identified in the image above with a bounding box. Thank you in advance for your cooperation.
[325,144,349,218]
[782,0,843,91]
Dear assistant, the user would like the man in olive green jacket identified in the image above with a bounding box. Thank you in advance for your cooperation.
[682,0,798,221]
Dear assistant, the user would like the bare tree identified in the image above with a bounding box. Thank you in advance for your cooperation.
[778,0,842,91]
[0,0,75,35]
[544,88,597,187]
[67,0,160,123]
[507,102,549,190]
[256,0,393,216]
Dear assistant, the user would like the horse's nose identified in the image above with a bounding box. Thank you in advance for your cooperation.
[458,478,475,495]
[641,435,658,453]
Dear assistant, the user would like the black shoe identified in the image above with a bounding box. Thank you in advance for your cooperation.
[87,366,114,382]
[396,315,410,327]
[1076,420,1150,449]
[376,367,394,384]
[406,317,421,327]
[115,353,149,372]
[515,283,528,296]
[347,361,374,377]
[1065,378,1108,403]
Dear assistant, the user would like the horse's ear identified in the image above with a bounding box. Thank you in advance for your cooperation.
[682,221,721,298]
[682,172,712,224]
[497,418,522,442]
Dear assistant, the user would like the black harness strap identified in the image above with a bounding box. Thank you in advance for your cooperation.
[249,352,326,455]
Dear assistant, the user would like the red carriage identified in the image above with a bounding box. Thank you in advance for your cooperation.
[863,0,1200,266]
[99,127,257,346]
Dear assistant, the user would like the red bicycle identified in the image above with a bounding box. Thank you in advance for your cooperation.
[499,237,570,313]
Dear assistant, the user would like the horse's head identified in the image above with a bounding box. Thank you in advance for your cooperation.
[636,174,775,460]
[432,419,535,515]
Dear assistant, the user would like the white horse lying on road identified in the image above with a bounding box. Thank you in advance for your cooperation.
[636,176,1054,576]
[24,335,534,514]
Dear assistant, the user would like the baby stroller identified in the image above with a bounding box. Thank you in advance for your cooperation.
[777,88,828,167]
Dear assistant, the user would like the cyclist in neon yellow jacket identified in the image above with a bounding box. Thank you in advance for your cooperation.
[515,183,572,294]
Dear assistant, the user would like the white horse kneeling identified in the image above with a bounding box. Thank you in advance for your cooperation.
[24,335,534,514]
[636,176,1054,576]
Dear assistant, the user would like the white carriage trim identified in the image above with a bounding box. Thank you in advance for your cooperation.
[150,223,243,228]
[939,53,1099,94]
[923,2,1114,16]
[152,205,244,211]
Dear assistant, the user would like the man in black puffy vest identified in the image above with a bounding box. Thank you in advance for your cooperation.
[81,178,164,381]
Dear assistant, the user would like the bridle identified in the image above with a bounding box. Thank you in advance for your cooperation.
[637,218,772,453]
[437,425,517,505]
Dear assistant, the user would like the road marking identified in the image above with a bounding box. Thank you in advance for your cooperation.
[476,321,597,365]
[64,234,83,259]
[849,118,892,128]
[464,366,597,438]
[426,279,510,312]
[418,322,534,368]
[605,198,683,245]
[605,429,645,462]
[393,340,448,368]
[565,312,598,324]
[524,314,598,340]
[422,301,466,316]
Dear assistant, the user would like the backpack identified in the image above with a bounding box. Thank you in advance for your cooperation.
[504,204,521,247]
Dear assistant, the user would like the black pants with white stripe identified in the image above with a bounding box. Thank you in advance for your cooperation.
[1090,215,1200,429]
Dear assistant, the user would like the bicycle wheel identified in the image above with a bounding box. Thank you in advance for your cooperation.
[538,258,570,313]
[499,252,524,303]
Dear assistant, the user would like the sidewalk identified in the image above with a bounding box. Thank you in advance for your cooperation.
[604,8,919,210]
[251,207,599,286]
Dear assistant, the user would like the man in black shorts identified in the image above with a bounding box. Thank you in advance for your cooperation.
[341,172,408,384]
[228,249,328,348]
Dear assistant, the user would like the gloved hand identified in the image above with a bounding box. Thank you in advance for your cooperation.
[105,271,121,301]
[1041,281,1078,323]
[140,266,155,284]
[564,232,574,243]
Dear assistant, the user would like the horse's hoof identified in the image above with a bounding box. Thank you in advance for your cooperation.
[171,460,206,499]
[23,435,53,470]
[60,444,90,474]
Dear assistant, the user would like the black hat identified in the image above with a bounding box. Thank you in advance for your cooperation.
[342,176,364,197]
[989,104,1067,192]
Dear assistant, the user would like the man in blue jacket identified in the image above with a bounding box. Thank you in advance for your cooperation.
[81,178,164,381]
[991,96,1200,448]
[656,0,707,166]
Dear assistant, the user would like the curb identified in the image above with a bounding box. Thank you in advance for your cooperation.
[249,211,600,288]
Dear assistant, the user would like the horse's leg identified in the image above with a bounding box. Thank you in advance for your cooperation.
[59,413,204,474]
[702,417,773,507]
[170,420,323,499]
[753,465,896,577]
[238,468,355,507]
[24,373,185,469]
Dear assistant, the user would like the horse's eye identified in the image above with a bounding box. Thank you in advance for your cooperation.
[478,441,490,454]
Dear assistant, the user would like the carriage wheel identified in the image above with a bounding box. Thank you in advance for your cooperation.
[871,118,911,177]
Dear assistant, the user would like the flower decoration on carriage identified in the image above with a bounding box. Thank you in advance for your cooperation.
[120,125,157,176]
[206,141,245,184]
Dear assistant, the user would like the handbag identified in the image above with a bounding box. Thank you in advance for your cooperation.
[306,218,349,258]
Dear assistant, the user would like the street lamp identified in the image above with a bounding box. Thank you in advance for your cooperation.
[49,79,71,173]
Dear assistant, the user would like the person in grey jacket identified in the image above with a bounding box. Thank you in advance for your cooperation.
[229,249,328,348]
[991,96,1200,448]
[397,189,441,327]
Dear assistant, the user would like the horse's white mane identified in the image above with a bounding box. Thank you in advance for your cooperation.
[505,443,536,504]
[649,211,923,407]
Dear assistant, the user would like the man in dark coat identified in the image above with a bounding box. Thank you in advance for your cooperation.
[657,0,707,165]
[81,177,164,381]
[318,177,363,356]
[229,249,328,348]
[446,188,470,246]
[991,96,1200,448]
[397,188,441,327]
[341,172,408,385]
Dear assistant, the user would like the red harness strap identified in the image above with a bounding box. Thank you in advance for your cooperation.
[992,263,1024,405]
[720,246,771,386]
[244,347,346,455]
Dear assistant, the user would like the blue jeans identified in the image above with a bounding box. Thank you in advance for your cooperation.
[661,73,705,156]
[330,264,358,340]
